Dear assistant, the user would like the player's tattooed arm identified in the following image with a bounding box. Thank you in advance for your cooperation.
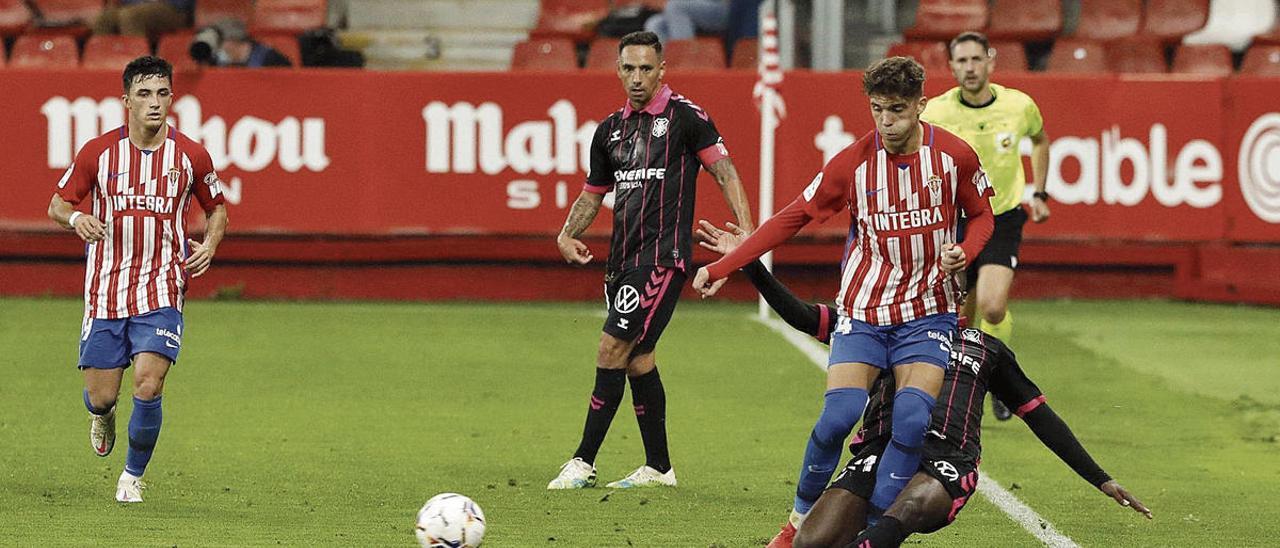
[557,191,604,264]
[706,158,755,233]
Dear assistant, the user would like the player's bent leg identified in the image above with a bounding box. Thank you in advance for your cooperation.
[793,489,868,548]
[83,368,125,457]
[852,473,952,548]
[794,362,878,514]
[870,361,945,511]
[552,333,638,490]
[974,264,1014,340]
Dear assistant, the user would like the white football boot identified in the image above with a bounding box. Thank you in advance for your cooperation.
[89,405,116,457]
[605,465,677,489]
[115,472,144,503]
[547,458,597,489]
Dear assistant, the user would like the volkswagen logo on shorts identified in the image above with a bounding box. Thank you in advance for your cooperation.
[615,285,641,313]
[933,459,960,481]
[1239,113,1280,223]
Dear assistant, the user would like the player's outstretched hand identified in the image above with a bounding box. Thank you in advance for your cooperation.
[1100,480,1152,519]
[692,266,726,298]
[184,238,216,278]
[72,214,107,243]
[940,243,967,273]
[556,234,593,265]
[695,219,747,256]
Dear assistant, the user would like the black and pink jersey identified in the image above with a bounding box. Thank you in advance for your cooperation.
[850,325,1045,462]
[584,84,729,273]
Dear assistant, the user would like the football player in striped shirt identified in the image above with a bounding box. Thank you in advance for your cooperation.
[47,56,227,502]
[693,56,995,540]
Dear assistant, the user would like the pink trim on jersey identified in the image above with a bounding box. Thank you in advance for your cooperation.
[815,304,832,343]
[583,182,610,194]
[621,84,673,119]
[1013,395,1047,417]
[696,142,728,168]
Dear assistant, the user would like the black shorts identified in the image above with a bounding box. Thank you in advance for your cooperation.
[959,206,1027,288]
[829,439,981,530]
[602,265,686,355]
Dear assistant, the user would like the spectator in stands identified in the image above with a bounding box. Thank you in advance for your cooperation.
[644,0,730,42]
[193,19,293,68]
[93,0,192,38]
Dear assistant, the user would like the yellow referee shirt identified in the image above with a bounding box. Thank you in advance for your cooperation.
[922,83,1043,215]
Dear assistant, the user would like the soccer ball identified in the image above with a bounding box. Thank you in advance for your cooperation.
[414,493,486,548]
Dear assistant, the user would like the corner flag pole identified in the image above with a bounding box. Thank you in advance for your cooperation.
[755,1,785,320]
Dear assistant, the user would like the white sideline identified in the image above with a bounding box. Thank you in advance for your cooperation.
[753,314,1080,548]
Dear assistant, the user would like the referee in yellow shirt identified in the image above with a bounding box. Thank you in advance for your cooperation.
[922,32,1050,420]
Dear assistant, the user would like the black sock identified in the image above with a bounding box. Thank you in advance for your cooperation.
[629,367,671,473]
[572,368,627,464]
[848,516,907,548]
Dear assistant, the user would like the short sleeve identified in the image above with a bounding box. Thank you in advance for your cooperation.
[800,145,857,223]
[954,141,994,204]
[584,121,613,194]
[987,340,1045,416]
[680,105,729,168]
[189,147,226,213]
[1023,96,1044,137]
[55,146,99,205]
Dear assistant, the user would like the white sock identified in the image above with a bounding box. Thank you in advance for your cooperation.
[789,508,808,528]
[119,470,141,483]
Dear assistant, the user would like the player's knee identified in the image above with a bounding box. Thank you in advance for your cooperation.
[812,391,864,447]
[888,495,927,528]
[890,388,935,447]
[596,336,632,369]
[977,298,1007,324]
[133,377,164,400]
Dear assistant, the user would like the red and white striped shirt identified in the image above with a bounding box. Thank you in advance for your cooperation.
[707,123,994,325]
[56,125,225,319]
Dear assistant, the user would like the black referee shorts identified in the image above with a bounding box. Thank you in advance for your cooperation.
[959,206,1028,289]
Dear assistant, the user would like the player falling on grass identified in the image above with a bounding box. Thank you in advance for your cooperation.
[695,221,1151,548]
[922,32,1051,421]
[692,56,994,542]
[47,55,228,503]
[548,30,754,490]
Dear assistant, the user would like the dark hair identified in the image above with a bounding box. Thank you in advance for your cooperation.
[618,30,663,57]
[863,56,925,98]
[122,56,173,92]
[948,31,991,60]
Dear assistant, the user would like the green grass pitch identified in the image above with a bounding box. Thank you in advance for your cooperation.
[2,297,1278,546]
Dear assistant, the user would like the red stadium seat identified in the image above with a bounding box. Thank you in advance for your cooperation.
[1172,44,1232,75]
[1045,39,1107,73]
[156,31,198,71]
[984,0,1060,42]
[1140,0,1210,44]
[0,0,33,37]
[531,0,609,43]
[1241,44,1280,75]
[990,40,1027,72]
[257,33,301,66]
[251,0,326,35]
[28,0,101,38]
[511,37,578,71]
[664,37,725,69]
[585,37,620,70]
[885,41,949,75]
[195,0,254,28]
[10,34,79,68]
[1072,0,1141,41]
[730,37,757,70]
[903,0,988,42]
[1108,39,1167,73]
[82,34,149,70]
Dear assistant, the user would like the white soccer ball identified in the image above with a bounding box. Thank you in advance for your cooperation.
[414,493,486,548]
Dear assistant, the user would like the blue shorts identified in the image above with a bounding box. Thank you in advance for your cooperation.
[828,313,956,370]
[78,307,184,369]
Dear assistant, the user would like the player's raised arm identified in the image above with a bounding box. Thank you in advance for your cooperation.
[695,220,829,340]
[988,347,1153,519]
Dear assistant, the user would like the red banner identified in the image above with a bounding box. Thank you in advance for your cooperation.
[1,68,1277,243]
